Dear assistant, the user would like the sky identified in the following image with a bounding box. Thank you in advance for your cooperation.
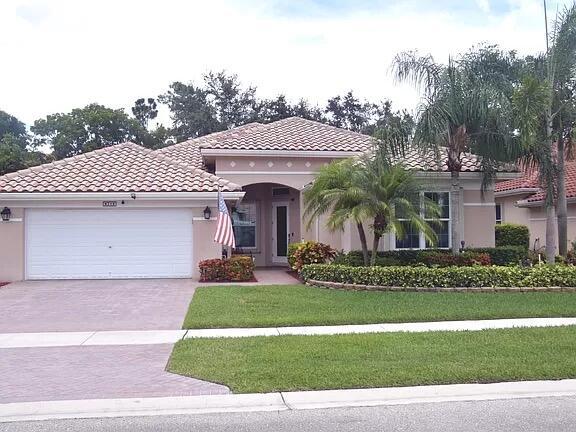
[0,0,574,129]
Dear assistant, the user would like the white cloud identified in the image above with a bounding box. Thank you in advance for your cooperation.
[0,0,572,128]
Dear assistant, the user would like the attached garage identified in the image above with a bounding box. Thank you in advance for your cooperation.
[26,209,194,280]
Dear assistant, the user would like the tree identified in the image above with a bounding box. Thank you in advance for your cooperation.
[0,110,27,140]
[31,103,147,159]
[0,110,50,175]
[131,98,158,129]
[392,50,516,253]
[160,71,259,141]
[325,91,373,132]
[511,4,576,261]
[303,151,438,266]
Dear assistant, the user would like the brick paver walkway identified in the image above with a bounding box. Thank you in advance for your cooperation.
[0,279,196,333]
[0,344,229,403]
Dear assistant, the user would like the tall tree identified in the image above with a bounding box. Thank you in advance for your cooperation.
[511,4,576,261]
[0,110,50,175]
[545,4,576,258]
[131,98,158,129]
[160,71,259,141]
[392,50,516,253]
[325,91,372,132]
[31,104,147,159]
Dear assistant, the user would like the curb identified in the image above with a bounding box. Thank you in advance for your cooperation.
[2,379,576,423]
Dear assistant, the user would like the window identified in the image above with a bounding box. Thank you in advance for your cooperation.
[231,203,257,248]
[395,192,451,249]
[495,204,502,224]
[272,187,290,196]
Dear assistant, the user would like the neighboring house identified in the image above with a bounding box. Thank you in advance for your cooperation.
[0,117,513,281]
[495,160,576,251]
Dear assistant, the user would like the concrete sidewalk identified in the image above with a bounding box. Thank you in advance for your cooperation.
[1,317,576,348]
[2,379,576,423]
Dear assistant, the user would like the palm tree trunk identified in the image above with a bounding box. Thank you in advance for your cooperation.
[544,110,556,264]
[356,222,370,266]
[450,171,461,254]
[546,204,557,263]
[557,138,568,257]
[371,233,382,266]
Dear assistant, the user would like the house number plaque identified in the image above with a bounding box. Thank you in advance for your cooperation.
[102,201,118,207]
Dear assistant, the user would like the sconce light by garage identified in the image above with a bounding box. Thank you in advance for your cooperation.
[1,207,11,222]
[203,206,212,220]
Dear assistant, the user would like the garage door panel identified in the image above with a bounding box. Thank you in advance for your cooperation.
[26,209,194,279]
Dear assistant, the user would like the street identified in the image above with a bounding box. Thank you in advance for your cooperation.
[3,396,575,432]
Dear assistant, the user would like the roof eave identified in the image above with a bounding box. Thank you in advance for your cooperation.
[0,191,245,202]
[200,149,367,158]
[494,188,540,198]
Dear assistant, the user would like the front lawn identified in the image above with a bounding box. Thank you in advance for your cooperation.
[168,326,576,393]
[182,285,576,329]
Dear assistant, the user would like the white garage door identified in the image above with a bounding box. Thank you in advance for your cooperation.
[26,209,193,279]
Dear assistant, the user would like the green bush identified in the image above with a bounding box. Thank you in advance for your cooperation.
[465,246,528,266]
[300,264,576,287]
[495,224,530,249]
[288,241,336,271]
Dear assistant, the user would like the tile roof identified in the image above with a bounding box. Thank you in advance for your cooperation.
[390,147,486,172]
[159,117,376,155]
[0,142,241,193]
[158,117,512,173]
[495,159,576,203]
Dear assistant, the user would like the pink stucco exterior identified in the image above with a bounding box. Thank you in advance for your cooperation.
[496,194,576,251]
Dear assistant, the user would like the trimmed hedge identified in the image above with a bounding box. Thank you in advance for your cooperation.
[300,264,576,288]
[333,246,527,267]
[199,256,255,282]
[465,246,528,266]
[495,224,530,249]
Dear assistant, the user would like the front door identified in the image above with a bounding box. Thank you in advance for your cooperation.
[272,202,289,264]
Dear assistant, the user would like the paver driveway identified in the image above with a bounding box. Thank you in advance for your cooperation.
[0,279,232,402]
[0,279,196,333]
[0,344,229,403]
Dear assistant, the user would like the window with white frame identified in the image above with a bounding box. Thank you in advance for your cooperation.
[395,192,451,249]
[231,203,257,248]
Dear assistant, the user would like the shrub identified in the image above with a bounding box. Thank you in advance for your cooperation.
[199,256,255,282]
[300,263,576,288]
[466,246,528,266]
[289,241,337,272]
[226,256,255,281]
[199,259,227,282]
[419,250,491,267]
[288,243,300,269]
[495,224,530,249]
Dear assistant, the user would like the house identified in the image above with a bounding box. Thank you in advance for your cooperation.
[495,159,576,251]
[0,117,512,281]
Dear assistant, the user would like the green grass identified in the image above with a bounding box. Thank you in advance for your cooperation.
[168,326,576,393]
[182,285,576,328]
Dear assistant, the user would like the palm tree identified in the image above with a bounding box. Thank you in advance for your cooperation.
[512,3,576,261]
[303,151,438,266]
[392,51,516,254]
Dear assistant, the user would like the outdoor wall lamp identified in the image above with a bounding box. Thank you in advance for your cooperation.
[1,207,11,222]
[203,206,212,220]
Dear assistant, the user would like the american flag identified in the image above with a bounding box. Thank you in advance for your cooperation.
[214,190,236,248]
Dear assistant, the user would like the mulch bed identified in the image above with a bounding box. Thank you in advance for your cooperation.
[0,282,10,288]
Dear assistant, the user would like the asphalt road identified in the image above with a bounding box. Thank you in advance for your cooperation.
[3,396,575,432]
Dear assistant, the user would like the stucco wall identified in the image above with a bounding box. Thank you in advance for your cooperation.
[0,208,25,282]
